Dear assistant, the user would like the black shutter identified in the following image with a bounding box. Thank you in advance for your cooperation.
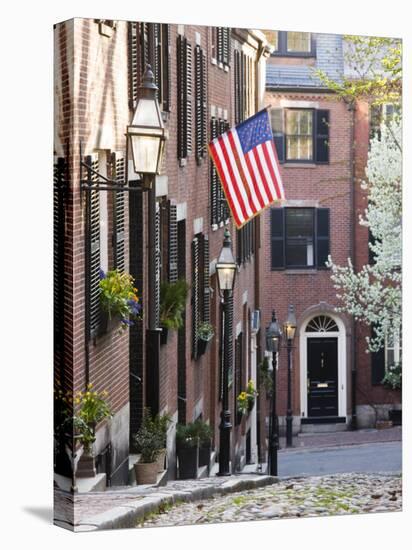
[218,119,227,222]
[201,50,207,155]
[192,237,200,359]
[235,334,242,425]
[202,235,210,324]
[240,53,246,122]
[162,25,171,112]
[186,40,193,156]
[234,50,241,124]
[154,203,161,328]
[217,27,223,63]
[54,157,66,345]
[177,35,193,160]
[270,108,284,163]
[85,154,101,338]
[128,22,139,109]
[168,201,178,283]
[226,28,231,66]
[316,208,330,269]
[210,117,219,225]
[148,24,159,95]
[140,23,149,72]
[315,109,330,163]
[226,293,234,386]
[270,208,285,269]
[111,152,126,273]
[371,324,385,385]
[195,45,203,163]
[222,28,230,66]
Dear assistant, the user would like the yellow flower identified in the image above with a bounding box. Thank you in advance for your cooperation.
[87,383,93,390]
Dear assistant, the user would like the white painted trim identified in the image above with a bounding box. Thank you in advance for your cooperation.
[176,202,187,221]
[299,313,347,419]
[280,99,320,109]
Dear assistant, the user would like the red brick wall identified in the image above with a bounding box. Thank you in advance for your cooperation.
[261,91,352,418]
[55,19,131,479]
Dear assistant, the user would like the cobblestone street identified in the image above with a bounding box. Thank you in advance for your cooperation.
[137,473,402,528]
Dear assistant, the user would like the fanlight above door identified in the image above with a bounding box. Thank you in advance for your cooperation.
[305,315,339,333]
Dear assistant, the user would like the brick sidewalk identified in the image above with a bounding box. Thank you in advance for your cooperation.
[278,426,402,451]
[54,427,402,531]
[54,475,277,531]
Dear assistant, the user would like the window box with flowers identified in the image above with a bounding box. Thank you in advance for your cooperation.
[99,270,142,333]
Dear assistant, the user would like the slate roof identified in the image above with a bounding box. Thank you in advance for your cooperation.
[266,33,344,89]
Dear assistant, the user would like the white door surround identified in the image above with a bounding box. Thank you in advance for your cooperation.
[299,313,347,419]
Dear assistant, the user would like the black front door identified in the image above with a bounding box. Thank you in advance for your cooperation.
[307,338,338,417]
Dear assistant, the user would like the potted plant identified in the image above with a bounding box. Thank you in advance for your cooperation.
[73,384,113,478]
[193,419,213,469]
[197,322,215,356]
[99,269,142,333]
[159,279,189,344]
[153,411,172,472]
[133,409,162,484]
[54,387,75,477]
[176,423,199,479]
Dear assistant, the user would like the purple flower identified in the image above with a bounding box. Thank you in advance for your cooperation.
[121,318,134,326]
[127,300,142,316]
[99,269,106,280]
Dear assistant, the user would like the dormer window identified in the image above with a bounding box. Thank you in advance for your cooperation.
[270,31,315,57]
[287,32,311,53]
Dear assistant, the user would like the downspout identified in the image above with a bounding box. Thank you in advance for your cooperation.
[347,99,357,430]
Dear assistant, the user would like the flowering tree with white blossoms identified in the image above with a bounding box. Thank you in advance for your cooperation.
[327,118,402,356]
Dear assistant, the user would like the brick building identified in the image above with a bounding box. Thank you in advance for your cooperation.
[53,18,272,487]
[261,30,401,435]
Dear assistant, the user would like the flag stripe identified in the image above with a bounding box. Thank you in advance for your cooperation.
[261,142,281,199]
[257,144,278,201]
[221,133,255,218]
[250,148,275,204]
[210,141,244,226]
[268,141,285,199]
[243,152,270,207]
[231,130,266,210]
[218,135,250,220]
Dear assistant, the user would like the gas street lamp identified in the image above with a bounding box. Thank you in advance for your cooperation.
[127,64,167,189]
[266,310,282,476]
[283,304,297,447]
[127,64,168,332]
[216,228,236,476]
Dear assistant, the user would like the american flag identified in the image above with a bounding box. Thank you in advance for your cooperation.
[208,108,285,228]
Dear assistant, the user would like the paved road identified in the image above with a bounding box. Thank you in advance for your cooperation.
[278,441,402,477]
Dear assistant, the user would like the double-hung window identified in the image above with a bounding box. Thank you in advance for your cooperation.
[285,110,313,161]
[271,207,330,270]
[271,108,330,164]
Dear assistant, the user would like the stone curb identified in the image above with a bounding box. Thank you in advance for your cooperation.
[73,475,278,532]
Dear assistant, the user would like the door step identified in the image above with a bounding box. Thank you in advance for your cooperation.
[300,418,348,434]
